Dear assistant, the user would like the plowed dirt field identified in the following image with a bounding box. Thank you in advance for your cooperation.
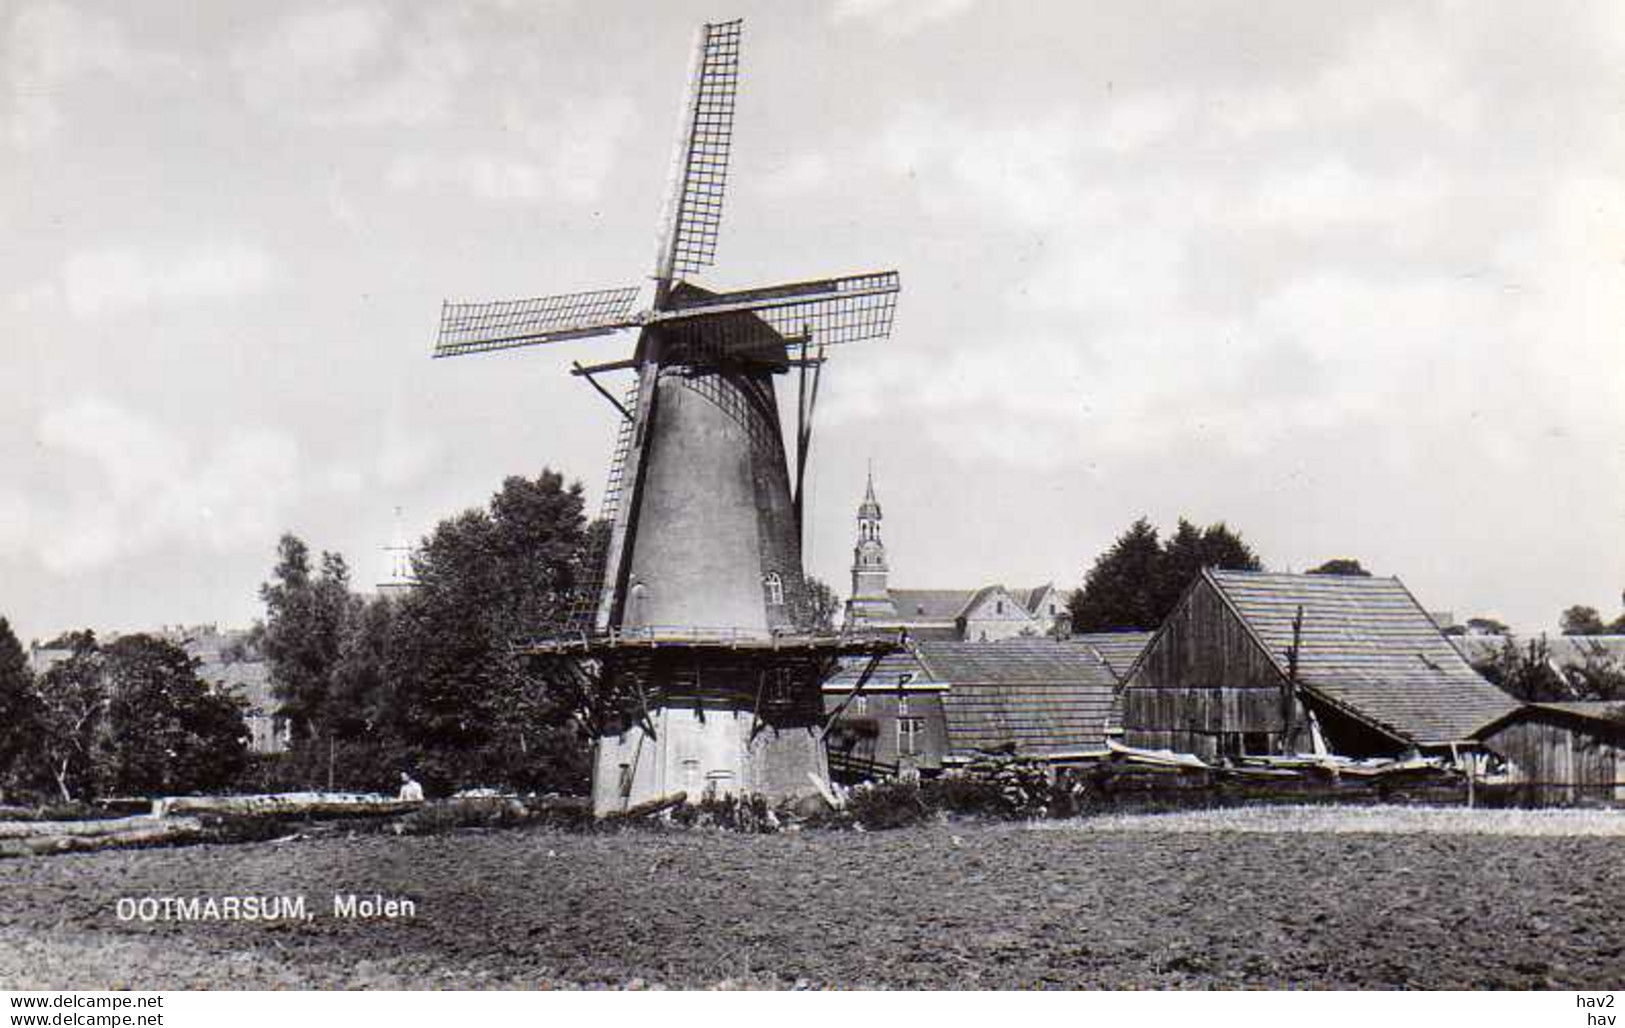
[2,809,1621,989]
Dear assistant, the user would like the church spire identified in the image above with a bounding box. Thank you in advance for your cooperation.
[845,462,895,626]
[858,460,882,522]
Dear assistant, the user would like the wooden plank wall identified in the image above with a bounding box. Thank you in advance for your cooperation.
[1482,715,1625,804]
[1129,578,1288,691]
[1122,578,1307,758]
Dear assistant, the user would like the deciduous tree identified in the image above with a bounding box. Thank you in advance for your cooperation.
[99,634,249,796]
[259,535,356,743]
[0,617,38,797]
[34,633,106,802]
[804,576,839,634]
[1308,558,1371,576]
[1068,518,1164,633]
[386,470,592,793]
[1560,605,1609,636]
[1069,517,1263,632]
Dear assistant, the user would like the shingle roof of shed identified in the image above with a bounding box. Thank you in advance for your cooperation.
[1532,701,1625,723]
[1208,570,1518,746]
[1072,631,1155,681]
[1472,700,1625,738]
[915,639,1116,757]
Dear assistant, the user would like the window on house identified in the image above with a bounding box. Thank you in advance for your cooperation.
[1049,603,1057,615]
[898,717,926,756]
[897,696,909,717]
[763,571,784,606]
[618,763,633,798]
[996,600,1005,614]
[854,695,868,715]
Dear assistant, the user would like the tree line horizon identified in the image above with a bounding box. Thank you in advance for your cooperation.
[2,468,1622,805]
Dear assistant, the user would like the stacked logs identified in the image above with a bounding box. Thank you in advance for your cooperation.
[0,815,203,858]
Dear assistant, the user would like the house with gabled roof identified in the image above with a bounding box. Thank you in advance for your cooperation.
[1119,569,1519,763]
[820,639,1118,776]
[821,651,948,778]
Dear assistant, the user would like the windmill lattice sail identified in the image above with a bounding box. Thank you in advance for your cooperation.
[657,272,901,360]
[662,19,742,279]
[435,286,642,358]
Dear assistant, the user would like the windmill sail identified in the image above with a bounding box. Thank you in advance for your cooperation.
[655,19,743,284]
[652,271,901,360]
[435,286,643,358]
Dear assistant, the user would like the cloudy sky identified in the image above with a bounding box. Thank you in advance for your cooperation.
[3,0,1622,643]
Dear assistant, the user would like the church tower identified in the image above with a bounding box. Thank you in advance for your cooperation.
[845,468,896,624]
[377,506,418,598]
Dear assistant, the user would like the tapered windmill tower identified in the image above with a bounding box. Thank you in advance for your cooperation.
[432,19,898,814]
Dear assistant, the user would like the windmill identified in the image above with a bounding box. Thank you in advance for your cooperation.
[432,19,897,814]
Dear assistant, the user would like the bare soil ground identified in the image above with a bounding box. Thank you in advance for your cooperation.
[2,808,1622,989]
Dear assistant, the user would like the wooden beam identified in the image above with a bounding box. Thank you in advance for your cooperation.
[819,651,886,740]
[573,362,635,421]
[571,357,640,376]
[794,343,825,532]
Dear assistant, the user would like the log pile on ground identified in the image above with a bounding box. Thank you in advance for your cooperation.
[0,815,203,858]
[157,792,421,819]
[949,753,1062,816]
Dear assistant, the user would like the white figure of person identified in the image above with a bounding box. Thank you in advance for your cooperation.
[398,771,425,802]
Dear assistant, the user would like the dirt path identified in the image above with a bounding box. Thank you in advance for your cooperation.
[1,817,1621,988]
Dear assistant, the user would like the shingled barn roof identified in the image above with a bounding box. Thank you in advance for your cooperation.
[1072,631,1156,681]
[821,651,939,691]
[1207,570,1518,746]
[914,639,1116,758]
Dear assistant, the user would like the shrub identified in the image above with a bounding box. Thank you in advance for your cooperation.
[845,780,938,830]
[668,793,779,833]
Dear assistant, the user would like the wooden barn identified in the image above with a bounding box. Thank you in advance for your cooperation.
[1473,702,1625,804]
[914,639,1118,763]
[1119,569,1519,763]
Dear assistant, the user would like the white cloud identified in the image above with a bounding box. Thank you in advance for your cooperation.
[1222,10,1478,140]
[230,5,470,127]
[4,397,304,574]
[4,2,136,149]
[831,0,978,35]
[54,243,275,318]
[377,424,442,488]
[757,152,832,197]
[387,95,636,203]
